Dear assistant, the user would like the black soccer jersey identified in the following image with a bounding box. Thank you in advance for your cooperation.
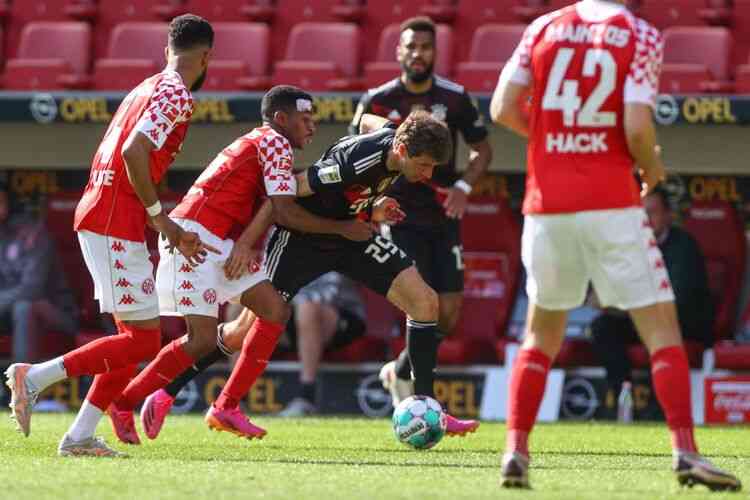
[349,76,489,227]
[296,125,401,230]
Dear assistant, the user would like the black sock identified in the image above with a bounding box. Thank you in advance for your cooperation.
[164,346,225,398]
[406,319,440,398]
[394,349,412,380]
[300,382,316,404]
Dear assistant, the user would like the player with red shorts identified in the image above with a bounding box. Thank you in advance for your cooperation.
[491,0,740,491]
[5,14,216,457]
[105,86,373,444]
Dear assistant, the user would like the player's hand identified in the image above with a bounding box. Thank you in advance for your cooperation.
[639,145,666,197]
[371,197,406,225]
[438,186,469,219]
[223,243,260,281]
[337,219,374,242]
[154,215,220,266]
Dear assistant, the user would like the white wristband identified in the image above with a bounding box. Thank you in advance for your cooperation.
[146,201,162,217]
[454,180,472,195]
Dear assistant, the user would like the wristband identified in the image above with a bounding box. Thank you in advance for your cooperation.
[146,201,162,217]
[454,179,472,195]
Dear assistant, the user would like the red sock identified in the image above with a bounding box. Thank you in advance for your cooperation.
[63,325,161,378]
[87,364,138,411]
[506,347,551,457]
[651,345,697,454]
[115,339,195,411]
[214,319,284,410]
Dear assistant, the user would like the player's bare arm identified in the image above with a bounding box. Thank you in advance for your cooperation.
[358,113,391,134]
[490,76,529,138]
[224,199,273,281]
[624,103,666,196]
[122,130,218,264]
[440,138,492,219]
[271,187,373,242]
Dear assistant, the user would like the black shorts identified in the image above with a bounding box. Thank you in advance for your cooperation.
[282,308,366,352]
[385,219,464,294]
[263,226,414,300]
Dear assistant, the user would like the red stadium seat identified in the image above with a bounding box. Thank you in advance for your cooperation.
[420,0,458,23]
[331,0,366,22]
[715,341,750,370]
[4,22,91,90]
[324,336,388,362]
[626,340,705,369]
[356,0,424,62]
[639,0,706,29]
[437,195,521,365]
[661,26,733,93]
[736,53,750,93]
[683,201,746,341]
[92,23,168,90]
[698,0,734,26]
[455,24,526,92]
[272,22,362,91]
[94,0,180,58]
[201,23,270,91]
[46,190,83,251]
[267,1,339,62]
[187,0,263,22]
[363,23,454,89]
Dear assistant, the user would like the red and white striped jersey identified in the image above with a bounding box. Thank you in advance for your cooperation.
[171,126,296,240]
[501,0,663,214]
[74,70,194,241]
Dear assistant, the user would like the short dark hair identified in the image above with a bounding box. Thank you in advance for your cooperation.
[168,14,214,51]
[400,16,436,38]
[649,185,671,211]
[394,111,452,164]
[260,85,313,122]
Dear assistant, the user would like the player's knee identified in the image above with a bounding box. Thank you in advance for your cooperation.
[261,298,291,326]
[410,287,439,322]
[185,329,217,358]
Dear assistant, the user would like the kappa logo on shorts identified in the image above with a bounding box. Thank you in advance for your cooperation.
[111,241,126,252]
[115,278,132,288]
[659,279,671,291]
[179,280,195,290]
[114,260,126,270]
[179,263,194,273]
[648,238,658,248]
[118,294,136,305]
[142,278,155,295]
[203,288,217,305]
[179,297,195,307]
[654,259,665,269]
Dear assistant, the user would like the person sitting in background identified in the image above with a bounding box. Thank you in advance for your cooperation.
[590,186,714,412]
[0,183,78,362]
[279,272,366,416]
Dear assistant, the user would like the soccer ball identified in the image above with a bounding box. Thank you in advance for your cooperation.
[392,395,447,450]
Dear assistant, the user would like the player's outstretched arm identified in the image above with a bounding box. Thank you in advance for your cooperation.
[358,114,391,134]
[624,103,666,196]
[270,192,373,242]
[224,199,273,280]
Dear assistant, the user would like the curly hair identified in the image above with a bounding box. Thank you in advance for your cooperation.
[168,14,214,51]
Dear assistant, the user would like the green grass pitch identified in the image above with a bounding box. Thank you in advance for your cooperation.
[1,413,747,499]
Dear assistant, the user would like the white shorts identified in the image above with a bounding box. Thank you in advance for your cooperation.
[77,230,159,321]
[156,219,268,317]
[522,207,675,311]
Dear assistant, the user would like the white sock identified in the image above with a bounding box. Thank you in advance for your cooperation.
[67,400,104,442]
[26,357,68,393]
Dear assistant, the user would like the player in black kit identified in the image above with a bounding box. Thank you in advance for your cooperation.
[139,111,479,437]
[350,17,492,425]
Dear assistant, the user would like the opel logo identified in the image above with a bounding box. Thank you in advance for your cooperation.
[355,373,392,417]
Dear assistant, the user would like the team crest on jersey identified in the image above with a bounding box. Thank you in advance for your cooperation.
[430,104,448,123]
[142,278,155,295]
[318,164,342,184]
[203,288,217,305]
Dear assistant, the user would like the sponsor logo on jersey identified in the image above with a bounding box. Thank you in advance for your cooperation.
[545,132,608,154]
[430,103,448,123]
[92,169,114,187]
[115,278,132,288]
[110,241,126,252]
[178,280,195,290]
[118,294,136,305]
[318,164,342,184]
[148,128,161,142]
[179,297,195,307]
[203,288,217,305]
[142,278,155,295]
[275,182,291,193]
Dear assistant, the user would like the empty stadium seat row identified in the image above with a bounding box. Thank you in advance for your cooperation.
[3,20,749,93]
